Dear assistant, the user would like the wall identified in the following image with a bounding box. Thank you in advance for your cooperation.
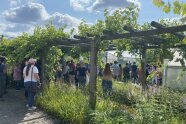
[165,66,186,91]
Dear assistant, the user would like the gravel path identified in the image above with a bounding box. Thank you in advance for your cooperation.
[0,89,60,124]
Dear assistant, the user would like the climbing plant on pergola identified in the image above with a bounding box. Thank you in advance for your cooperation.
[72,21,186,110]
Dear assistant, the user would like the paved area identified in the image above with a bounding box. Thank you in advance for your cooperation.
[0,89,60,124]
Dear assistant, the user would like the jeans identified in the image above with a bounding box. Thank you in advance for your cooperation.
[78,76,86,91]
[24,81,36,107]
[102,80,112,96]
[15,80,21,90]
[0,79,6,97]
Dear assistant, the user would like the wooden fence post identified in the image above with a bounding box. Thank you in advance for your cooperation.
[141,47,147,92]
[89,40,98,110]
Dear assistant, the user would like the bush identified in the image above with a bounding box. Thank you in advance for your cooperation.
[36,84,89,124]
[36,82,186,124]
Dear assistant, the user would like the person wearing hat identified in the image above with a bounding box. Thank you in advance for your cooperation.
[0,57,7,99]
[23,58,40,110]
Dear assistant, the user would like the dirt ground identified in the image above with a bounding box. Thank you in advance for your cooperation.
[0,89,60,124]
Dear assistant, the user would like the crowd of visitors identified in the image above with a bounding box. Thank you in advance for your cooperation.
[0,55,164,109]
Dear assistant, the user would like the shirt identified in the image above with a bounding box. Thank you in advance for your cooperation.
[23,65,39,82]
[13,66,21,80]
[111,64,120,76]
[77,67,87,77]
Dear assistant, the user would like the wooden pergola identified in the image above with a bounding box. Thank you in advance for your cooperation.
[73,21,186,109]
[41,21,186,110]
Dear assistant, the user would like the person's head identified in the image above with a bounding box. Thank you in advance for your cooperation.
[28,58,37,65]
[119,64,122,67]
[114,61,117,64]
[133,62,136,65]
[80,61,84,67]
[103,63,112,75]
[15,62,20,67]
[126,63,128,66]
[71,60,74,64]
[0,57,6,63]
[66,61,70,65]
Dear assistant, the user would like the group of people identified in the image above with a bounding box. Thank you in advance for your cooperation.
[108,61,138,83]
[56,60,89,91]
[100,61,163,96]
[1,56,164,109]
[0,57,40,110]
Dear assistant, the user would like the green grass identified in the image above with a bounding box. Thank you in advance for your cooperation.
[36,80,186,124]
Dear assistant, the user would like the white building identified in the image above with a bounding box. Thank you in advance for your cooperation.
[164,51,186,91]
[105,51,140,64]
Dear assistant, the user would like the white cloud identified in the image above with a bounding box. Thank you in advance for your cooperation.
[1,2,83,37]
[88,0,140,11]
[70,0,92,11]
[48,12,81,28]
[9,0,21,7]
[70,0,140,12]
[0,23,34,37]
[3,3,49,24]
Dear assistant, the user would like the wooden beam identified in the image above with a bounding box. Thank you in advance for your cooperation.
[58,43,91,47]
[89,40,98,110]
[74,35,93,41]
[52,39,91,46]
[123,26,169,43]
[151,21,185,39]
[101,24,186,40]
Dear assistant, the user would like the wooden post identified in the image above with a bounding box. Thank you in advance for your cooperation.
[89,40,98,110]
[141,47,147,92]
[106,51,108,63]
[41,50,46,88]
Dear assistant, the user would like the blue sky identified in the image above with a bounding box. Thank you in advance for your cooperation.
[0,0,182,37]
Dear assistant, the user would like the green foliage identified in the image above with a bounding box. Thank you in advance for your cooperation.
[153,0,165,7]
[153,0,186,17]
[36,84,89,124]
[163,2,171,13]
[0,24,69,80]
[135,88,186,124]
[36,81,186,124]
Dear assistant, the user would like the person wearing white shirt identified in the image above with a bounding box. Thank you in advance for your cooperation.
[23,58,40,110]
[111,61,120,80]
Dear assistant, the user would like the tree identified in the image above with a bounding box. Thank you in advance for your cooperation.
[0,24,69,83]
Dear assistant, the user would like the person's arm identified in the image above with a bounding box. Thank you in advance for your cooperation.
[33,66,40,82]
[34,73,40,81]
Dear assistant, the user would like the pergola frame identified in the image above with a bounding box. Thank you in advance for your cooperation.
[41,21,186,110]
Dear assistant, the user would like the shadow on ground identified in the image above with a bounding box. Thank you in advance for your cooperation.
[0,89,60,124]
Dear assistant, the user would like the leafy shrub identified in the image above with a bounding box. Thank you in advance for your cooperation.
[36,84,89,124]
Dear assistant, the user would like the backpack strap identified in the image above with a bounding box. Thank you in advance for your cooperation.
[31,66,34,82]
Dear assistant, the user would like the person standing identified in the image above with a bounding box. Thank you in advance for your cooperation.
[131,62,138,83]
[111,61,120,80]
[123,63,130,82]
[102,63,113,97]
[77,62,88,91]
[118,64,123,81]
[68,60,76,85]
[13,62,22,91]
[0,57,7,99]
[23,58,40,110]
[63,61,70,84]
